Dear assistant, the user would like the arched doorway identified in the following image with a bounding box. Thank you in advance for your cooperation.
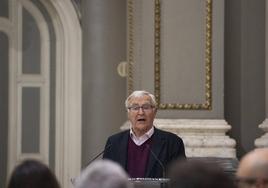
[0,0,82,187]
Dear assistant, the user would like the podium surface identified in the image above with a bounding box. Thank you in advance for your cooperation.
[129,178,170,188]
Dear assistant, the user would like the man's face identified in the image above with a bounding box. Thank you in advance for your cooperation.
[127,95,156,137]
[236,161,268,188]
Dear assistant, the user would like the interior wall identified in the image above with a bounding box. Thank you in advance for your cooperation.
[0,0,8,18]
[0,32,8,188]
[225,0,265,158]
[81,0,127,166]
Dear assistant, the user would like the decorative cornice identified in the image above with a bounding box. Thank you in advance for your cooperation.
[255,119,268,147]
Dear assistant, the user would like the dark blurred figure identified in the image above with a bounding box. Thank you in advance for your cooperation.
[7,159,60,188]
[168,160,236,188]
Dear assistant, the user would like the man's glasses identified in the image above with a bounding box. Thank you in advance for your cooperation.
[128,104,155,112]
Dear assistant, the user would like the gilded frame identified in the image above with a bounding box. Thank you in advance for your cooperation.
[127,0,212,110]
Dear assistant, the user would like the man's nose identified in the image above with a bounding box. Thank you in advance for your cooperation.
[137,107,145,113]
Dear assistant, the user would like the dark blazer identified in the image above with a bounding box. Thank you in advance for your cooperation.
[103,127,186,178]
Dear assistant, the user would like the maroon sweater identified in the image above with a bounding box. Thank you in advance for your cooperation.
[127,136,153,178]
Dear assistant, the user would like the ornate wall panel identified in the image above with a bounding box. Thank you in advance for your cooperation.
[127,0,213,110]
[124,0,236,158]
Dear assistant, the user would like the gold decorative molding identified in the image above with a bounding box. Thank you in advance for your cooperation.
[127,0,134,95]
[154,0,161,107]
[127,0,213,110]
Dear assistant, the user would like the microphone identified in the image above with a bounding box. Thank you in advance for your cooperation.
[70,144,112,185]
[84,144,112,168]
[146,144,166,178]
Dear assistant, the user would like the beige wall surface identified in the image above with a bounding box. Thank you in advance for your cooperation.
[81,0,127,166]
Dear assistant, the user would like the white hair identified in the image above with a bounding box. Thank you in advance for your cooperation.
[125,90,157,108]
[73,159,132,188]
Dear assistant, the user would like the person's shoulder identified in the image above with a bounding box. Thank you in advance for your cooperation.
[108,129,129,140]
[155,127,183,141]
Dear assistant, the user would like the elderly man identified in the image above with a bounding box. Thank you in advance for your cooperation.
[103,90,186,178]
[236,148,268,188]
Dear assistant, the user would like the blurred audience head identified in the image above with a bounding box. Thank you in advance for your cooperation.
[7,159,60,188]
[73,159,131,188]
[168,159,236,188]
[236,148,268,188]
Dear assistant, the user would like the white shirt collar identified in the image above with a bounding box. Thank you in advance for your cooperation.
[130,126,154,146]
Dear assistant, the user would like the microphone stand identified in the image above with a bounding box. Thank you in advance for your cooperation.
[84,144,112,168]
[71,144,112,185]
[146,145,166,178]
